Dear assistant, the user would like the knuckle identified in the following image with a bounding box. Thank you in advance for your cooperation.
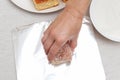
[43,31,47,35]
[56,37,66,45]
[50,31,55,37]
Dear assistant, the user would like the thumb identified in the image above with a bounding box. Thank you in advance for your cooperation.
[69,37,78,51]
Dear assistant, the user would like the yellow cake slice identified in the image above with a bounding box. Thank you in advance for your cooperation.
[62,0,68,2]
[33,0,59,10]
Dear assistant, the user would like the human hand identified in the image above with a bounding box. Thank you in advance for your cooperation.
[42,6,83,62]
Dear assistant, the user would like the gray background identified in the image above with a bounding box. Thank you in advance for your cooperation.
[0,0,120,80]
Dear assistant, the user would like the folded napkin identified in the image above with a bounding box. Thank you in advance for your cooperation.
[12,17,106,80]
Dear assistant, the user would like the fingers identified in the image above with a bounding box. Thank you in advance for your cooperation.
[42,33,48,44]
[70,40,77,51]
[43,35,55,55]
[42,29,78,63]
[47,37,67,62]
[69,36,78,51]
[41,23,54,43]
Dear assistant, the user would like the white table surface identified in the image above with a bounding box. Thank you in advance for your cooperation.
[0,0,120,80]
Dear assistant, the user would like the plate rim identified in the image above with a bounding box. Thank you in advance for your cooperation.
[90,0,120,42]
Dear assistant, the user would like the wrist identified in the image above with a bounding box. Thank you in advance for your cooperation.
[65,0,91,18]
[64,5,84,21]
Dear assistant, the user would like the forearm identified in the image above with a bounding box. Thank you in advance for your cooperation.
[65,0,91,19]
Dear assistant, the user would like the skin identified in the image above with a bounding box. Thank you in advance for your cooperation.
[42,0,91,62]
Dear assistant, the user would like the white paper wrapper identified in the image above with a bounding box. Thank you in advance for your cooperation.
[12,17,106,80]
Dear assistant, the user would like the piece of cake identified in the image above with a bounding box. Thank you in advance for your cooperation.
[62,0,68,2]
[33,0,59,10]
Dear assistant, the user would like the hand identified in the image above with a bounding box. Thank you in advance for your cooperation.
[42,7,83,62]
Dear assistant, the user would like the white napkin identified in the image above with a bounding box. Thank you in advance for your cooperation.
[12,17,106,80]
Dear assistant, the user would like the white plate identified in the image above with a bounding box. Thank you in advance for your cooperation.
[90,0,120,42]
[10,0,65,13]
